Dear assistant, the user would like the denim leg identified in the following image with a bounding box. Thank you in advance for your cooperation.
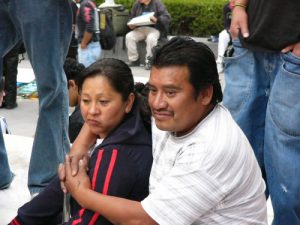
[77,42,101,67]
[265,52,300,225]
[8,0,72,194]
[223,40,271,184]
[0,128,14,189]
[0,0,20,189]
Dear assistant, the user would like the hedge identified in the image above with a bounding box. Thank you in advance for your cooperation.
[95,0,228,37]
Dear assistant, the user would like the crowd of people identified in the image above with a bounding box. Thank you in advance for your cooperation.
[1,0,300,224]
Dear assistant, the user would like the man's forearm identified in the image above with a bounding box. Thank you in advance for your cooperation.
[75,188,157,225]
[70,123,97,156]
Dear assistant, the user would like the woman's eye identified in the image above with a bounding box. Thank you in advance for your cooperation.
[99,100,109,105]
[82,99,90,104]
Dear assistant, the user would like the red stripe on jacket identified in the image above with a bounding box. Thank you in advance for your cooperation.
[89,149,118,225]
[12,219,20,225]
[72,150,104,225]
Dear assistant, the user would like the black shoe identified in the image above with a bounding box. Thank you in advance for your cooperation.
[0,102,18,109]
[127,60,140,67]
[5,102,18,109]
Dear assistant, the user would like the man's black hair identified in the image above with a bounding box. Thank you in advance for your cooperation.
[63,57,85,85]
[151,36,223,104]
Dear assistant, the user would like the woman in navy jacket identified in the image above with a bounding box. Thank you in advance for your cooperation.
[10,58,152,225]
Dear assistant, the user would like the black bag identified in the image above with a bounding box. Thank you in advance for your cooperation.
[98,8,116,50]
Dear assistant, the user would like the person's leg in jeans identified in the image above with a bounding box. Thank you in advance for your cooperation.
[8,0,72,194]
[222,39,275,193]
[0,128,14,189]
[264,52,300,224]
[77,41,101,67]
[0,0,20,190]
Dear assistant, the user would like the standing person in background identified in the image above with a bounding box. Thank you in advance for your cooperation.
[76,0,102,67]
[126,0,171,70]
[223,0,300,223]
[2,43,20,109]
[63,58,85,143]
[0,0,72,195]
[216,1,233,73]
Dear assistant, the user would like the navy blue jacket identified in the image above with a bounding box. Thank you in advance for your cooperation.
[10,100,152,225]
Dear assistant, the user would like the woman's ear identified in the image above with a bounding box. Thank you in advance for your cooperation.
[200,85,213,105]
[125,93,135,113]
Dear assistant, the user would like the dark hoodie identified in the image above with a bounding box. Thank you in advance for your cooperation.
[10,100,152,225]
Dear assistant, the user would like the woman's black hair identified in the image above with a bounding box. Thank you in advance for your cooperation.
[77,58,151,131]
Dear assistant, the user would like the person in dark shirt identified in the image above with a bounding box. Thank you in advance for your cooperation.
[223,0,300,223]
[64,58,85,143]
[76,0,101,67]
[9,58,152,225]
[126,0,171,70]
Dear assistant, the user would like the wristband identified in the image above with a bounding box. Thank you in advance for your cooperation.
[234,3,247,9]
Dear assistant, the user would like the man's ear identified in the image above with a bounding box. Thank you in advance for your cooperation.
[199,85,213,105]
[125,93,135,113]
[68,80,76,88]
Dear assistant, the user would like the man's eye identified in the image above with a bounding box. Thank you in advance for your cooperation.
[166,91,175,97]
[149,87,157,93]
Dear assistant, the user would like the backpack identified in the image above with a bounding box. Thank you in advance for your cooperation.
[98,8,116,50]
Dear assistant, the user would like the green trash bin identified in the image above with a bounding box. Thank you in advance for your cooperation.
[110,6,130,36]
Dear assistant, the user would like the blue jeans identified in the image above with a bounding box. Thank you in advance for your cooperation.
[0,128,13,189]
[77,41,101,67]
[0,0,72,194]
[223,39,300,224]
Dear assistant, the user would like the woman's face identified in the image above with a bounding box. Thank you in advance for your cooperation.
[80,75,134,139]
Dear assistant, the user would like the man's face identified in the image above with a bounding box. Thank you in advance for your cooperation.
[148,66,211,136]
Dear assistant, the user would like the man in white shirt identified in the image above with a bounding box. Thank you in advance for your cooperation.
[64,36,268,224]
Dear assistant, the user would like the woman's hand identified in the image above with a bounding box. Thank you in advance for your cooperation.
[64,155,91,198]
[58,153,89,193]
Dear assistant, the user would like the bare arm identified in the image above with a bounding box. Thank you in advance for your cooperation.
[64,155,158,225]
[229,0,249,39]
[59,123,97,192]
[80,31,93,49]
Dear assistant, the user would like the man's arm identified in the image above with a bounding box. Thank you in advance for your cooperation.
[64,155,158,225]
[229,0,249,39]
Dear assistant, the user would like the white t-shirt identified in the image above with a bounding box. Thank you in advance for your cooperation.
[142,104,267,225]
